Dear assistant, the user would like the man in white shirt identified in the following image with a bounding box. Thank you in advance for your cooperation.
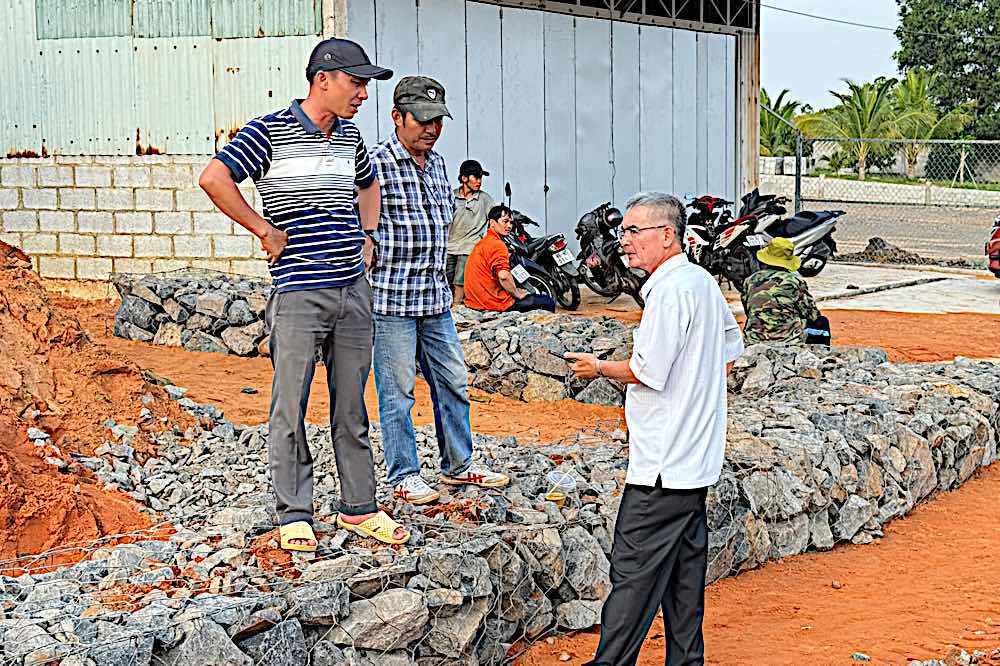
[567,191,744,666]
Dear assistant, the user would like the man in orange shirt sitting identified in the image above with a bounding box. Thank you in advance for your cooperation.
[463,205,556,313]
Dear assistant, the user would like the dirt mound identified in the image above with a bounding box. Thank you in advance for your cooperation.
[836,236,980,269]
[0,240,185,565]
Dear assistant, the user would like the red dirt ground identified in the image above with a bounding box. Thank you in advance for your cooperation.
[0,243,182,567]
[11,264,1000,663]
[517,463,1000,666]
[55,296,626,442]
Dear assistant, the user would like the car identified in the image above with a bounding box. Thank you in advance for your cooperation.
[988,214,1000,278]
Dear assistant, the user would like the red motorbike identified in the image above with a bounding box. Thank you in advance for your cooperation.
[988,214,1000,278]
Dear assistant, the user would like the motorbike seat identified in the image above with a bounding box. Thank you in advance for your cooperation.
[526,236,550,254]
[771,211,841,237]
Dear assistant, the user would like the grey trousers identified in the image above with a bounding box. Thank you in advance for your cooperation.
[264,276,378,525]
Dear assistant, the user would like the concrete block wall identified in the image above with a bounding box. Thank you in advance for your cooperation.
[0,156,270,281]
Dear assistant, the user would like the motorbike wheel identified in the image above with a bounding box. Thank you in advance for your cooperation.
[580,263,620,298]
[623,270,646,309]
[724,246,759,292]
[525,266,558,302]
[553,271,582,310]
[798,239,834,278]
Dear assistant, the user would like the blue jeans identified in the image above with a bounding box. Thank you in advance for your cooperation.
[373,310,473,487]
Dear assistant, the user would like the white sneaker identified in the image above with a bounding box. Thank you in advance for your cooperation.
[440,462,510,488]
[392,475,441,505]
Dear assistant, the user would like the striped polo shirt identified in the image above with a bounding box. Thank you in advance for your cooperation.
[215,100,374,293]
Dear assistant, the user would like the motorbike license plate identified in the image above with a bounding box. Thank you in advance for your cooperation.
[620,254,631,267]
[553,249,574,266]
[744,234,768,247]
[510,264,530,283]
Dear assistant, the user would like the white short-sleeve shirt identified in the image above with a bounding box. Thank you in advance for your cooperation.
[625,253,744,488]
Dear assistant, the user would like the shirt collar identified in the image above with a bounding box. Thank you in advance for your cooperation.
[640,252,689,300]
[455,186,481,201]
[290,99,342,136]
[388,131,440,166]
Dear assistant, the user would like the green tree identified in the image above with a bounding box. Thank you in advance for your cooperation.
[760,88,804,157]
[895,0,1000,139]
[797,78,909,180]
[892,70,973,177]
[821,148,854,173]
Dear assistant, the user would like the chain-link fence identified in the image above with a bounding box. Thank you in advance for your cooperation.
[760,138,1000,268]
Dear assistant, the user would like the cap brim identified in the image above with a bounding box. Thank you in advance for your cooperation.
[481,170,490,176]
[339,64,394,81]
[403,102,453,122]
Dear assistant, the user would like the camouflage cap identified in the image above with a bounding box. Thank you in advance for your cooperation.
[393,76,452,122]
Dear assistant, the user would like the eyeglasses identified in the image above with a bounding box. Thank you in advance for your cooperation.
[621,224,670,238]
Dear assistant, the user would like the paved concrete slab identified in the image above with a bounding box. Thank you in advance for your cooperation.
[572,262,1000,318]
[821,276,1000,314]
[804,263,948,300]
[802,263,1000,314]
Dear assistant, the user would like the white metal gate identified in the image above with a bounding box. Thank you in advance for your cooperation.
[347,0,738,244]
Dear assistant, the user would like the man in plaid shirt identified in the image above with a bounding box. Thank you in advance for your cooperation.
[369,76,509,505]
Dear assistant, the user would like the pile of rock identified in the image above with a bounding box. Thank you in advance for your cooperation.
[3,346,998,665]
[454,307,632,405]
[111,270,270,356]
[835,237,982,270]
[907,647,999,666]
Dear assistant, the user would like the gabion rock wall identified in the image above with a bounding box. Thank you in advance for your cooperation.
[6,346,999,665]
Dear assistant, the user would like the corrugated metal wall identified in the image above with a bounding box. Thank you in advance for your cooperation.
[0,0,321,156]
[1,0,739,242]
[347,0,738,244]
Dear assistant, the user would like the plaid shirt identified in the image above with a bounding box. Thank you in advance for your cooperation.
[369,132,456,317]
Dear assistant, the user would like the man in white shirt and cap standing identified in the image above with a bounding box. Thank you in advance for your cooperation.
[567,191,744,666]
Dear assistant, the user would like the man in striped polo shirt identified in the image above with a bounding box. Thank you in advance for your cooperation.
[199,39,409,549]
[369,76,509,506]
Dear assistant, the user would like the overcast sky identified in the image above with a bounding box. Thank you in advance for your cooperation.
[761,0,901,110]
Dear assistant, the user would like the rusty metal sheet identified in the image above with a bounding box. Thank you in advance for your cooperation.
[35,0,131,39]
[211,0,321,38]
[40,37,135,155]
[211,36,317,150]
[1,0,44,156]
[134,0,212,38]
[134,37,214,154]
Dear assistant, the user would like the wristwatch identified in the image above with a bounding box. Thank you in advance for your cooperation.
[364,229,379,245]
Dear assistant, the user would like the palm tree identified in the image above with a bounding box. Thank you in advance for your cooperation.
[760,88,803,157]
[822,149,854,174]
[797,77,919,180]
[893,70,972,178]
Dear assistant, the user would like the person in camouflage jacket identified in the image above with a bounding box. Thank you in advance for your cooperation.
[742,237,821,344]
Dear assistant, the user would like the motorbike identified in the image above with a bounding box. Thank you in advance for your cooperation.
[698,189,842,290]
[987,213,1000,278]
[684,194,734,271]
[503,229,560,302]
[500,184,561,302]
[507,208,582,310]
[574,202,646,308]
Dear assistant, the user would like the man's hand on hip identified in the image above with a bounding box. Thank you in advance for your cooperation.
[260,225,288,265]
[565,352,599,380]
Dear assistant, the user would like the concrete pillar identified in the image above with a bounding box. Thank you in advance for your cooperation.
[736,28,761,196]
